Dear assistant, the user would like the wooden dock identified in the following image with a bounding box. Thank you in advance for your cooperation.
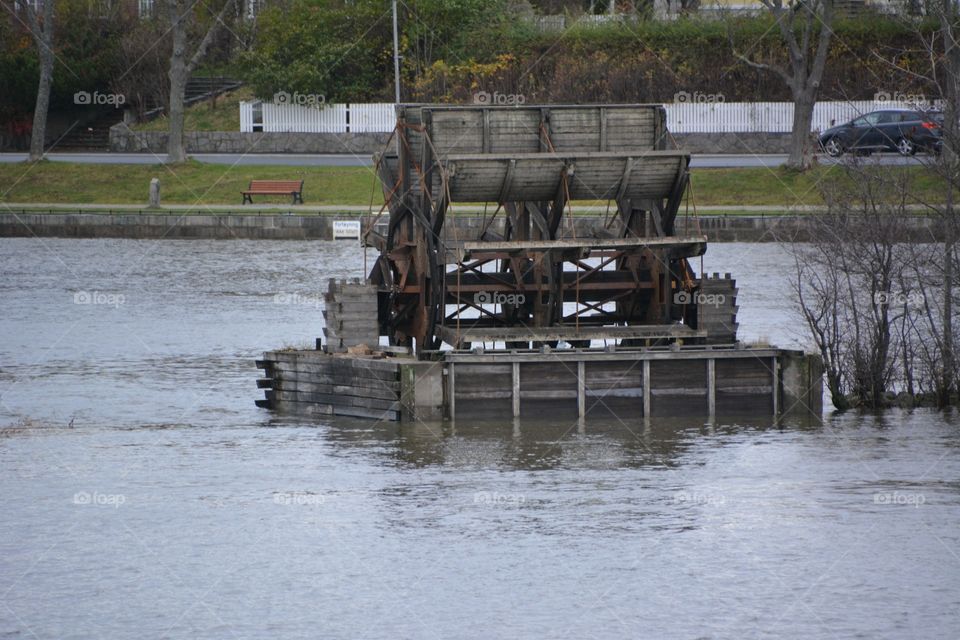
[255,345,822,423]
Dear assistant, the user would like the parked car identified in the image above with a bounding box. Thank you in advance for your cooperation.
[818,109,943,157]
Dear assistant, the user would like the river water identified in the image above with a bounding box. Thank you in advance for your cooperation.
[1,239,958,639]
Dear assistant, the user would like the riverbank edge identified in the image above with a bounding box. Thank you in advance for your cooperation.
[0,207,946,242]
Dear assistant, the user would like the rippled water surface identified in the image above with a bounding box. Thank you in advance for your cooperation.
[1,239,958,639]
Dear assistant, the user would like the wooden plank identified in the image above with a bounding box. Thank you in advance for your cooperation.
[512,361,520,418]
[275,400,399,422]
[273,379,400,401]
[273,390,400,412]
[708,358,716,417]
[461,234,706,255]
[448,362,455,419]
[650,360,707,389]
[578,360,585,419]
[274,372,399,394]
[443,348,787,364]
[273,365,400,387]
[263,350,401,371]
[440,325,704,345]
[772,356,779,416]
[444,151,690,203]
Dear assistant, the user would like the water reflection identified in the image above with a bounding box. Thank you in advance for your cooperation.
[317,413,824,471]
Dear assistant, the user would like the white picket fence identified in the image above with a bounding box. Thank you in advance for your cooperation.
[239,101,395,133]
[666,100,940,133]
[240,100,939,135]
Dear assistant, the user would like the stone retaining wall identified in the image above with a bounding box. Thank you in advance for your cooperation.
[672,132,797,154]
[109,125,392,155]
[0,212,944,242]
[109,124,796,156]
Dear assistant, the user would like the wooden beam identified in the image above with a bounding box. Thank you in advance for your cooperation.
[615,157,634,203]
[538,107,552,152]
[448,363,456,420]
[707,358,716,418]
[643,360,651,417]
[578,360,586,418]
[649,200,665,237]
[599,106,607,152]
[439,324,705,346]
[462,235,707,258]
[442,347,787,363]
[445,150,690,162]
[497,159,517,204]
[512,361,521,417]
[772,356,779,417]
[483,108,491,154]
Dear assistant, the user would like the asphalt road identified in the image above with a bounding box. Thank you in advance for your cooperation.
[0,151,930,168]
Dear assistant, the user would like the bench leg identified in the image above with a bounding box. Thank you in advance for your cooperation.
[292,193,303,205]
[242,194,252,205]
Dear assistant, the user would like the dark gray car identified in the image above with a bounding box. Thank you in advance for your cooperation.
[818,109,943,157]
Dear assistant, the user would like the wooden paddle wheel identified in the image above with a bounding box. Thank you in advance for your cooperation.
[364,104,735,357]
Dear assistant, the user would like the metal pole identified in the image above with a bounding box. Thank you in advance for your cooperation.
[392,0,400,104]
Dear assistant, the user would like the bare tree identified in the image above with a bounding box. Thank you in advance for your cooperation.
[933,0,959,405]
[164,0,236,163]
[790,162,924,410]
[872,0,960,404]
[731,0,835,170]
[10,0,56,161]
[793,243,850,410]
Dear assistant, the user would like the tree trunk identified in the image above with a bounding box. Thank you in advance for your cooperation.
[939,0,959,405]
[788,89,816,170]
[164,0,235,163]
[942,231,954,406]
[166,0,189,163]
[734,0,834,172]
[26,0,55,162]
[166,55,188,162]
[29,47,54,161]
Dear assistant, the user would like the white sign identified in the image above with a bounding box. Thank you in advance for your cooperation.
[332,220,361,240]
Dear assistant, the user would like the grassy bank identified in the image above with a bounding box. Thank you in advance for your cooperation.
[0,160,950,208]
[0,160,378,206]
[132,87,254,133]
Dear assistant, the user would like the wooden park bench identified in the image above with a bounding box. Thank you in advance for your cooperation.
[241,179,304,204]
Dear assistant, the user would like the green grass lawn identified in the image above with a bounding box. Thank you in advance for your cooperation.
[0,160,950,208]
[689,164,951,207]
[0,160,380,206]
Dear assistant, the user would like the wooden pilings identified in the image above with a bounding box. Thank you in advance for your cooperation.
[256,350,401,421]
[444,347,819,422]
[257,347,822,423]
[698,273,739,344]
[322,278,379,353]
